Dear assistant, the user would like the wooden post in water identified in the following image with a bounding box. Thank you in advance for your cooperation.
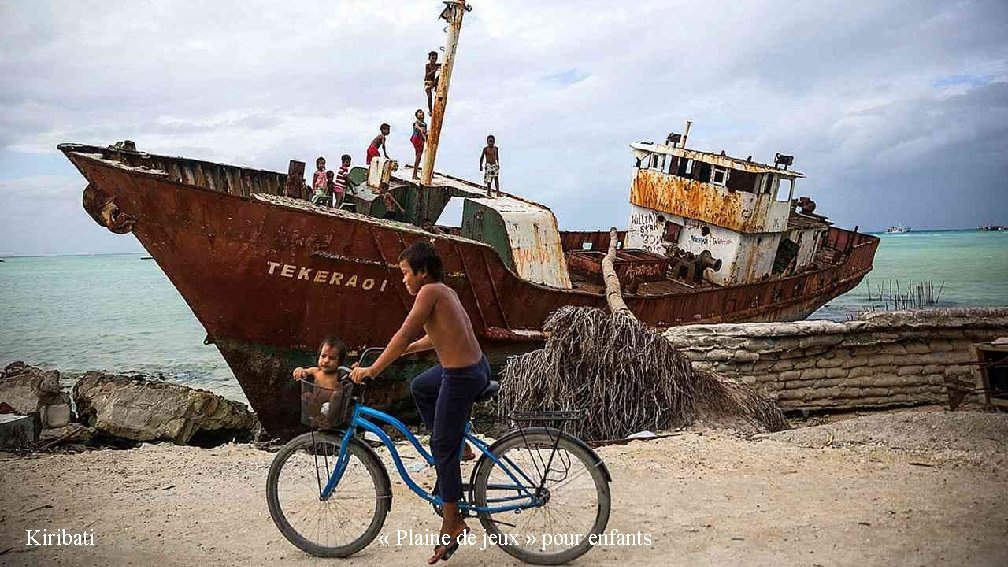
[420,0,470,186]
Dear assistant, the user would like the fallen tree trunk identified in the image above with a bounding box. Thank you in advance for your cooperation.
[602,227,635,320]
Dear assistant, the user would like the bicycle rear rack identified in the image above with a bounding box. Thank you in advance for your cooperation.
[508,410,583,435]
[510,410,583,422]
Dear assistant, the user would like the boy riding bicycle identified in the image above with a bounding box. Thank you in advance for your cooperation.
[350,240,488,564]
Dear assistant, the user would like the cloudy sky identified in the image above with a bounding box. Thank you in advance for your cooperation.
[1,0,1006,255]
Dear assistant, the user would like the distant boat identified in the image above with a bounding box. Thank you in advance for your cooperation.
[885,224,911,233]
[977,224,1006,231]
[141,256,153,260]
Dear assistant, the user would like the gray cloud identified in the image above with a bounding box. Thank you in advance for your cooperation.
[1,0,1007,255]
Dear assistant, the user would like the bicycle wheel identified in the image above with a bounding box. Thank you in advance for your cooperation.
[472,428,611,565]
[266,431,391,557]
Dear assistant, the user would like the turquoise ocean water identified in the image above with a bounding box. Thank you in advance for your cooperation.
[2,230,1006,403]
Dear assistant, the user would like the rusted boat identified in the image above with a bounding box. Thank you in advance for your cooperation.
[57,3,877,437]
[59,134,877,437]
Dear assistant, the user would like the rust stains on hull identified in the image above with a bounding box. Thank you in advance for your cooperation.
[630,168,789,233]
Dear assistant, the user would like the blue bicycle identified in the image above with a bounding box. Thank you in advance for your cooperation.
[266,348,612,564]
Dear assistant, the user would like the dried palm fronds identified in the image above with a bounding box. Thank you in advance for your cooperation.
[498,306,786,441]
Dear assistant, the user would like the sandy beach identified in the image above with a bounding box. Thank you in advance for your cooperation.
[2,407,1006,566]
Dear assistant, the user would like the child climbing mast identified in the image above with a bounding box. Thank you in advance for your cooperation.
[424,51,441,115]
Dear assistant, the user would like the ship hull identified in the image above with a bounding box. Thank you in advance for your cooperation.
[62,146,878,437]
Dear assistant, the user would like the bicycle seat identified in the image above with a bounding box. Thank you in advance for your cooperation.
[475,380,499,403]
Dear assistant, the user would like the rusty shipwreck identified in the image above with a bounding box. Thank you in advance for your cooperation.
[57,2,877,437]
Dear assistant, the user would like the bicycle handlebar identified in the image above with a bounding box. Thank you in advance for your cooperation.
[357,347,385,364]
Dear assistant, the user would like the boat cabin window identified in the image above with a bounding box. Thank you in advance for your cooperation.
[664,156,679,175]
[762,174,777,195]
[776,178,795,201]
[664,221,683,242]
[711,166,729,187]
[678,158,694,177]
[696,162,712,183]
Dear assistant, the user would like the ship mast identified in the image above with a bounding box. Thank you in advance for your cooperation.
[420,0,471,186]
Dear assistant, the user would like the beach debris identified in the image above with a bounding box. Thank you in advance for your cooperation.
[499,305,787,442]
[73,371,258,446]
[38,423,94,449]
[626,430,657,440]
[862,277,945,311]
[497,227,785,441]
[1,413,38,450]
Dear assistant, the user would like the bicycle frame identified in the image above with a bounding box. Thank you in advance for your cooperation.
[320,401,545,514]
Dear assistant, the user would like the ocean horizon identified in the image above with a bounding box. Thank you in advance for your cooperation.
[2,229,1006,404]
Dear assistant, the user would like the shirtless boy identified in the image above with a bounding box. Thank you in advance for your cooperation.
[350,240,488,564]
[424,51,441,115]
[479,135,499,197]
[366,123,391,165]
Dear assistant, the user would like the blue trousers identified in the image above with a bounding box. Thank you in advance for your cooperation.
[410,356,490,503]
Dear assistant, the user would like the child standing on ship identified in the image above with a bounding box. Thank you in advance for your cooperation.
[311,156,328,204]
[479,135,500,197]
[411,109,428,180]
[366,124,391,165]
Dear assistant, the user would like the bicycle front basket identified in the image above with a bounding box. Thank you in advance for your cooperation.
[300,379,354,430]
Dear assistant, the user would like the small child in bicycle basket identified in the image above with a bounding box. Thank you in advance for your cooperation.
[293,336,348,389]
[350,240,488,564]
[293,337,350,428]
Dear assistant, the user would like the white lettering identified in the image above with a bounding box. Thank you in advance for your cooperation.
[266,261,280,275]
[329,272,344,285]
[362,278,375,290]
[380,279,388,292]
[280,264,295,278]
[314,270,329,283]
[297,267,312,280]
[345,275,358,288]
[25,529,95,546]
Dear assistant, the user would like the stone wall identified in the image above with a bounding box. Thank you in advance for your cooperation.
[663,308,1008,412]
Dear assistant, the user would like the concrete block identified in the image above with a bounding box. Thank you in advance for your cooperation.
[42,404,72,429]
[878,344,909,356]
[904,341,931,355]
[815,357,844,368]
[801,368,828,380]
[778,370,801,382]
[826,367,848,378]
[868,354,896,367]
[848,366,874,379]
[1,413,38,450]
